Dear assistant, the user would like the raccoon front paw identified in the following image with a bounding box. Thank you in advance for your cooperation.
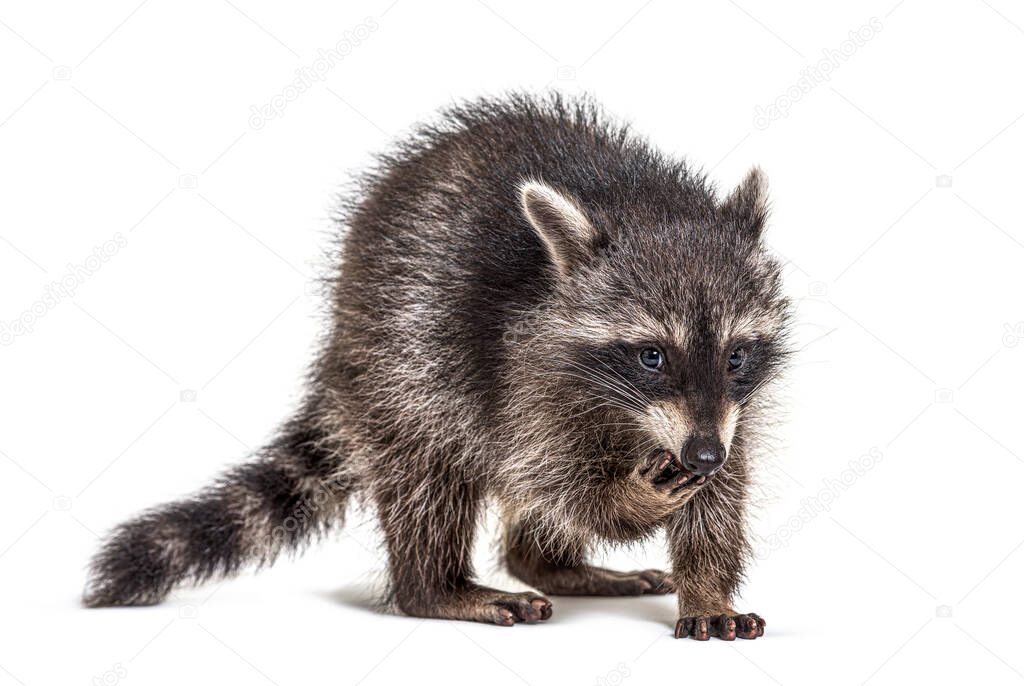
[480,591,553,626]
[674,612,765,640]
[400,586,553,627]
[639,450,707,495]
[529,566,674,596]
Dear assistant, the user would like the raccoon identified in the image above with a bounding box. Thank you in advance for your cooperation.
[84,94,790,641]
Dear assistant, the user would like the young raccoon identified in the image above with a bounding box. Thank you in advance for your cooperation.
[84,94,790,641]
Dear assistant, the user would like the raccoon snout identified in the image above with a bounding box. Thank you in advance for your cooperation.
[680,437,726,476]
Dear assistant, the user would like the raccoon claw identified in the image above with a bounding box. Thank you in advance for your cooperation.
[642,450,707,493]
[639,450,671,477]
[734,612,765,639]
[491,594,552,626]
[675,616,711,640]
[674,613,765,640]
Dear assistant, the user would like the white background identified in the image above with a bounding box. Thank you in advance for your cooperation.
[2,1,1023,684]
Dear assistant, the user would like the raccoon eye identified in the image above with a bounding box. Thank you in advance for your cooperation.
[639,348,664,370]
[727,347,747,372]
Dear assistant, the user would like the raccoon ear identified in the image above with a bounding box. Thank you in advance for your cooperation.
[519,180,598,276]
[720,166,769,239]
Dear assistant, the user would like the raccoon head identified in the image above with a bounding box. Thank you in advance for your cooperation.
[517,169,790,485]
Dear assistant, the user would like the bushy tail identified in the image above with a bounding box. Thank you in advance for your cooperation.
[83,424,353,607]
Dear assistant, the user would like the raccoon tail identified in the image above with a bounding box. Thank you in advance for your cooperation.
[82,421,354,607]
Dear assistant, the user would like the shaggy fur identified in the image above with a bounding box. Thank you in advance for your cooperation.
[84,94,790,640]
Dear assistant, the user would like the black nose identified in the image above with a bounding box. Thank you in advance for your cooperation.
[681,437,726,476]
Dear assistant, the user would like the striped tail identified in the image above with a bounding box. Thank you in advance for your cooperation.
[83,426,352,607]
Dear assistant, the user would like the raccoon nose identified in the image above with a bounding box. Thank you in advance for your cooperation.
[681,437,725,476]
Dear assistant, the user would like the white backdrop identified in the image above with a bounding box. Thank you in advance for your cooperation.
[2,1,1023,684]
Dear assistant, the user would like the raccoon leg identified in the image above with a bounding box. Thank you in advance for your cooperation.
[666,474,765,640]
[375,465,552,625]
[503,516,673,596]
[83,424,352,607]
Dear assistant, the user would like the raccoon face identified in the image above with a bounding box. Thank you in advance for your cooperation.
[519,170,789,482]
